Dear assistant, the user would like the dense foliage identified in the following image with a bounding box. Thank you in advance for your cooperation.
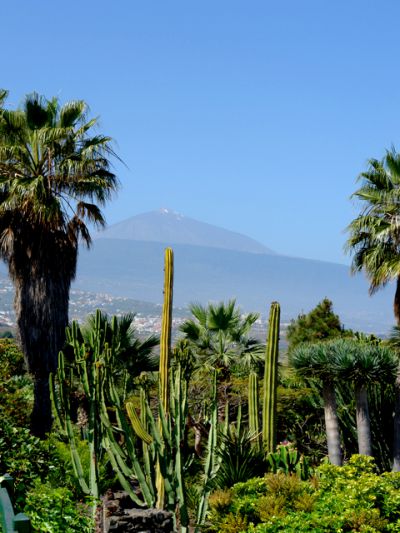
[0,338,98,531]
[3,87,400,533]
[208,456,400,532]
[286,299,348,351]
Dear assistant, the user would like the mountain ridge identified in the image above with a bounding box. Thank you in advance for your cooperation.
[74,238,394,334]
[95,208,275,255]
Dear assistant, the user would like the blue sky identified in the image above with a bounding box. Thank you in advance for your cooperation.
[3,1,400,264]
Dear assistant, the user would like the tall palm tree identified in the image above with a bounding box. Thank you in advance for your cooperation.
[0,91,118,436]
[290,340,343,466]
[346,149,400,324]
[334,339,397,457]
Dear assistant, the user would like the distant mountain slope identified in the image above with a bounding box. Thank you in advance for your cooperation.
[95,208,274,255]
[74,239,394,334]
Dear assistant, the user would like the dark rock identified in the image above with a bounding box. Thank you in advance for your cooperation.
[101,490,175,532]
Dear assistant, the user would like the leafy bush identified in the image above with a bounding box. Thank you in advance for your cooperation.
[207,455,400,532]
[24,481,94,532]
[51,434,112,496]
[0,422,65,509]
[0,339,33,426]
[0,338,26,379]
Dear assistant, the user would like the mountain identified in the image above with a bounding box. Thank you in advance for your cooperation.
[94,208,275,255]
[74,238,394,334]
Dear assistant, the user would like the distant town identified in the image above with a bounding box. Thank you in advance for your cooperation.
[0,273,274,341]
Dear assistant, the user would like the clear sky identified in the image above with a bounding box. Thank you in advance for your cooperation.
[2,1,400,265]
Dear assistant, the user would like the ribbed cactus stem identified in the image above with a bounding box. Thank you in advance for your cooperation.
[262,301,280,454]
[156,247,174,509]
[159,247,173,415]
[126,402,153,444]
[248,371,260,450]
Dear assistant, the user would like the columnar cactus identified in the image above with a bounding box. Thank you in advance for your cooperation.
[248,370,260,450]
[156,247,174,509]
[159,247,174,412]
[262,301,281,454]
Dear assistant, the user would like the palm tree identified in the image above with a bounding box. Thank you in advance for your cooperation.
[334,339,397,457]
[180,300,262,454]
[346,149,400,324]
[0,91,118,436]
[289,341,342,466]
[78,310,159,390]
[180,300,260,374]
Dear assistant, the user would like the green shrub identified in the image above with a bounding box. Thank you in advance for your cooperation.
[208,489,233,514]
[0,338,25,379]
[209,455,400,532]
[0,339,32,426]
[24,481,94,532]
[0,423,64,509]
[52,435,112,496]
[215,513,248,533]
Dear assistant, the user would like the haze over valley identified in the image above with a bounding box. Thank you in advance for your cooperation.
[74,209,394,335]
[0,208,391,336]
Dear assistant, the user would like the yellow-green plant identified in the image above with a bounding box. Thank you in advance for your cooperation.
[156,247,174,508]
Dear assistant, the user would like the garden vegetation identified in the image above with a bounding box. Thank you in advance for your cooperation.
[2,91,400,532]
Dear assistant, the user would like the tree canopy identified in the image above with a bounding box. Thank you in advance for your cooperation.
[286,298,347,352]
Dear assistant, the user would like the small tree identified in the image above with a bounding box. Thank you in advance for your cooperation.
[290,340,343,466]
[286,299,347,352]
[334,340,397,457]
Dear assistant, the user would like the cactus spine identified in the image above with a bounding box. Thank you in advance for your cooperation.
[248,371,260,450]
[262,301,280,454]
[156,247,174,509]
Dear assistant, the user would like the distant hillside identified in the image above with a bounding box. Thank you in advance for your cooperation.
[74,238,394,334]
[94,208,274,255]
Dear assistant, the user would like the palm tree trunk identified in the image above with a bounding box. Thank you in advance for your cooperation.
[14,268,71,438]
[394,276,400,325]
[393,374,400,471]
[322,381,342,466]
[355,384,373,456]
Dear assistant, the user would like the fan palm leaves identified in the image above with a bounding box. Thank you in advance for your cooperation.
[346,150,400,323]
[0,91,118,436]
[79,311,159,383]
[180,300,261,372]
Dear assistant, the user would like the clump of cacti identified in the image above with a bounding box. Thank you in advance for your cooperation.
[50,247,277,532]
[51,249,195,531]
